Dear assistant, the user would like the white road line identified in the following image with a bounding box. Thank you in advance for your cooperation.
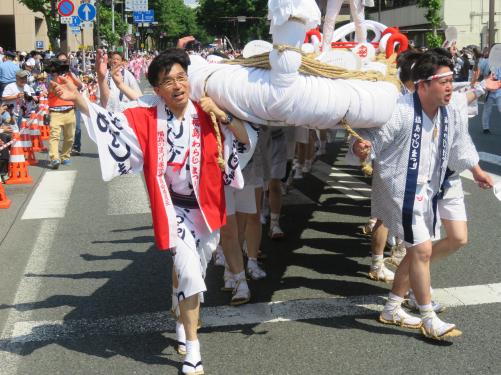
[479,151,501,167]
[21,171,77,220]
[2,282,501,344]
[311,160,370,201]
[107,174,150,215]
[0,219,58,374]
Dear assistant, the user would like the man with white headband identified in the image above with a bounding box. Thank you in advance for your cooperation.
[352,51,493,340]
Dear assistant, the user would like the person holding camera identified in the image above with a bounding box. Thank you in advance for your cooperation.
[46,55,82,169]
[1,70,36,124]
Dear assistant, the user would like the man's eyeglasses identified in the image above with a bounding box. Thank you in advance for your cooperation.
[158,73,188,88]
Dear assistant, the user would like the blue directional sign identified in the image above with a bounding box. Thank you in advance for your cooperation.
[35,41,44,49]
[70,15,81,27]
[78,3,96,22]
[133,10,154,23]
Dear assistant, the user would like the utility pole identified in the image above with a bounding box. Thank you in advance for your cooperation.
[489,0,496,47]
[112,0,115,50]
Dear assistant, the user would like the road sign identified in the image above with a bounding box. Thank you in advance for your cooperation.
[131,0,148,11]
[133,10,154,23]
[70,16,81,27]
[81,21,94,28]
[58,0,75,17]
[78,3,96,22]
[71,27,80,34]
[35,41,44,49]
[60,16,73,24]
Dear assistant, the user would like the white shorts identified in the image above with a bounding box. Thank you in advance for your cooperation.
[438,196,467,221]
[404,184,438,247]
[438,176,467,221]
[224,185,257,215]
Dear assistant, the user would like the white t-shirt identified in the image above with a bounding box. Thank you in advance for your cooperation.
[1,82,35,110]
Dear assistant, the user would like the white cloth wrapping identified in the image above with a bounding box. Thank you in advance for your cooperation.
[189,58,398,129]
[267,0,321,34]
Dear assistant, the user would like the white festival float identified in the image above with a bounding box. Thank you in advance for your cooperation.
[188,0,409,129]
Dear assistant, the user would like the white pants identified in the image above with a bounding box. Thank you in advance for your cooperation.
[323,0,366,51]
[171,207,219,303]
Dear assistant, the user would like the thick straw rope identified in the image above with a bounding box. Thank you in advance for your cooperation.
[203,73,226,171]
[224,45,401,176]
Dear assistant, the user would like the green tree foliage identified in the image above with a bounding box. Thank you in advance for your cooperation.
[149,0,203,48]
[417,0,444,48]
[98,5,128,48]
[17,0,61,50]
[197,0,269,48]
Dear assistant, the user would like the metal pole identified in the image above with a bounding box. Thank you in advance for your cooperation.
[112,0,115,50]
[378,0,381,23]
[81,28,86,73]
[489,0,496,47]
[96,1,101,47]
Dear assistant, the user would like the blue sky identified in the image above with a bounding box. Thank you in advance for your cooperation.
[184,0,198,7]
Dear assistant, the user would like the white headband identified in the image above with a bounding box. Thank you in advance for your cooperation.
[414,71,453,85]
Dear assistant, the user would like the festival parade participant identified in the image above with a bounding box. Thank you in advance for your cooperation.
[322,0,374,51]
[352,51,493,340]
[50,48,255,375]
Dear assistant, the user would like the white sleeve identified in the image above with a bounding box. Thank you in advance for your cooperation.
[2,84,16,98]
[125,70,142,95]
[80,97,144,181]
[220,122,259,189]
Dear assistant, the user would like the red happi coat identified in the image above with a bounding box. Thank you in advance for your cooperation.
[123,101,226,250]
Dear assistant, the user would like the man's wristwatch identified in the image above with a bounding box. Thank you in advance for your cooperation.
[220,112,233,125]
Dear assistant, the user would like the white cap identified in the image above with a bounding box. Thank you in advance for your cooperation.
[20,51,27,56]
[25,58,36,67]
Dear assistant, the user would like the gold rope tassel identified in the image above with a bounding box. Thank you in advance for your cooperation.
[203,73,225,172]
[339,120,373,177]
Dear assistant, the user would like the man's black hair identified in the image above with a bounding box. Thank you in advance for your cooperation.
[397,50,422,83]
[56,52,68,59]
[430,47,453,59]
[147,48,190,87]
[411,50,454,83]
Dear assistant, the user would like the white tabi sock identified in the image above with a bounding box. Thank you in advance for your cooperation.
[176,321,186,345]
[371,254,384,269]
[384,292,404,311]
[184,339,202,365]
[418,303,435,320]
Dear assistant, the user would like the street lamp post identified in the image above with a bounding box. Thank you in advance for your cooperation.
[489,0,496,47]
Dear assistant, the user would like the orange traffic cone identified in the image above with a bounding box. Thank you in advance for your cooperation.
[6,132,33,185]
[0,183,11,209]
[38,109,49,141]
[29,111,44,152]
[20,118,38,166]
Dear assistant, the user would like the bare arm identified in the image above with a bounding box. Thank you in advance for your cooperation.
[95,49,111,108]
[198,96,249,144]
[111,64,141,101]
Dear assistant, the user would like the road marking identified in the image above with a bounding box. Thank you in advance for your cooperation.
[0,219,58,374]
[311,160,370,201]
[21,171,77,220]
[107,174,150,215]
[479,151,501,167]
[2,282,500,344]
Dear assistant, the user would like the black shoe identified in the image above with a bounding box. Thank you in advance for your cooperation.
[71,149,81,156]
[483,129,491,134]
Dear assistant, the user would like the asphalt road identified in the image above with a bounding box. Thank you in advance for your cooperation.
[0,97,500,375]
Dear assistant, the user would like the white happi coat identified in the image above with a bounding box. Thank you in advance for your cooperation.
[359,93,479,241]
